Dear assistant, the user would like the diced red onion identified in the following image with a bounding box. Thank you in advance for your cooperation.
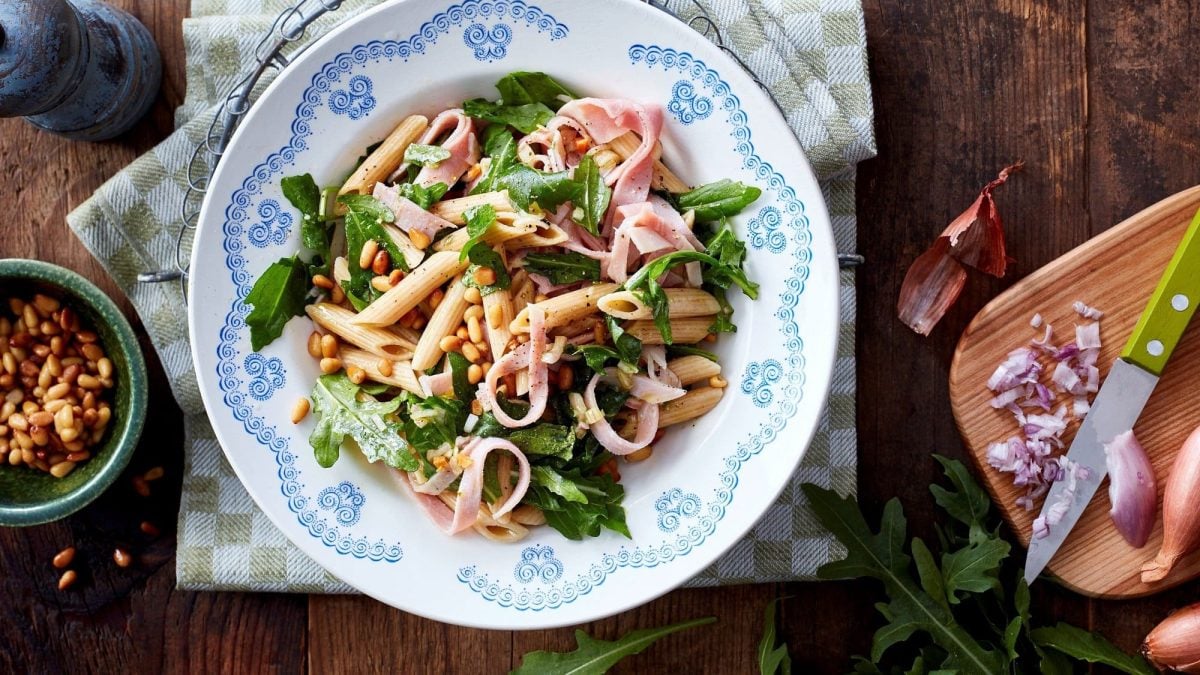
[1073,300,1104,320]
[1076,323,1101,350]
[1030,313,1043,328]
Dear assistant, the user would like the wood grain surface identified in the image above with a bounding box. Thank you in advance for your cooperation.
[0,0,1197,672]
[951,187,1200,598]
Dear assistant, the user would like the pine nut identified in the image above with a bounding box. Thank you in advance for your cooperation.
[44,399,67,413]
[58,570,77,590]
[59,427,78,443]
[8,449,20,465]
[467,364,483,385]
[625,446,653,462]
[143,466,164,481]
[312,274,334,290]
[49,461,75,478]
[140,521,160,536]
[487,304,504,329]
[77,374,101,390]
[439,336,463,353]
[463,286,482,305]
[40,320,60,336]
[33,294,59,315]
[388,269,404,286]
[58,307,76,332]
[708,375,727,388]
[307,331,322,358]
[291,398,310,424]
[558,367,574,390]
[480,361,492,378]
[410,315,426,330]
[320,334,339,359]
[28,411,53,427]
[113,548,132,568]
[409,230,431,250]
[464,305,485,322]
[1,352,14,375]
[470,399,484,416]
[37,364,52,389]
[371,250,390,276]
[429,288,445,310]
[97,358,113,379]
[467,316,483,344]
[331,284,346,304]
[46,354,61,377]
[61,364,80,385]
[30,427,48,447]
[377,359,393,377]
[473,266,496,286]
[346,365,367,385]
[53,547,75,569]
[132,476,150,497]
[66,451,90,462]
[81,343,103,362]
[358,239,379,269]
[703,333,717,343]
[8,413,27,432]
[319,357,342,374]
[371,275,392,293]
[45,383,71,401]
[455,326,470,340]
[461,342,481,363]
[23,305,38,329]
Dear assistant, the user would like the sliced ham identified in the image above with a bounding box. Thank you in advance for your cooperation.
[373,183,457,240]
[583,372,659,455]
[517,116,590,173]
[399,109,480,188]
[448,437,531,533]
[606,198,703,283]
[476,305,549,427]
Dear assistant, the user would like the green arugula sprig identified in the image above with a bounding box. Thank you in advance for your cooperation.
[623,251,758,344]
[308,374,414,470]
[244,256,309,351]
[758,600,792,675]
[800,456,1154,675]
[403,143,451,167]
[522,251,601,285]
[511,617,715,674]
[676,179,762,222]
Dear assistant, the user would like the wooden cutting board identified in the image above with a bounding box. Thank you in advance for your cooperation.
[950,186,1200,598]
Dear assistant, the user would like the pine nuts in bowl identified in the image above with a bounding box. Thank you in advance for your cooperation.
[0,260,147,526]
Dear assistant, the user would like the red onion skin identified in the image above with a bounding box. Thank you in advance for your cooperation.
[1104,430,1158,549]
[1144,602,1200,673]
[1144,425,1200,583]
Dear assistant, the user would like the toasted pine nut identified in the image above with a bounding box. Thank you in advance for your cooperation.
[113,548,132,568]
[371,276,392,293]
[291,397,311,424]
[473,266,496,287]
[388,269,404,286]
[81,343,103,362]
[358,239,379,269]
[53,547,75,569]
[320,335,338,359]
[143,466,164,481]
[23,305,38,329]
[66,451,90,462]
[140,521,161,536]
[331,284,346,304]
[49,460,75,478]
[470,399,484,416]
[319,357,342,374]
[7,413,27,432]
[708,375,728,389]
[312,274,335,290]
[625,446,653,462]
[429,289,445,310]
[97,358,112,379]
[33,294,59,315]
[467,316,483,344]
[455,326,470,340]
[410,314,426,330]
[28,411,53,427]
[132,476,150,497]
[307,331,322,358]
[439,336,463,353]
[480,361,492,378]
[58,307,76,332]
[346,365,367,385]
[377,359,394,377]
[703,333,717,343]
[463,286,482,305]
[58,570,77,590]
[487,304,504,329]
[371,250,390,276]
[409,230,431,250]
[558,367,574,390]
[464,305,485,322]
[467,364,483,385]
[77,374,101,390]
[461,342,481,363]
[59,427,78,443]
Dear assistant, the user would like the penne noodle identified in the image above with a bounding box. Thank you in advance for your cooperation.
[482,286,515,363]
[659,386,724,427]
[411,274,470,371]
[667,355,722,386]
[511,504,546,526]
[429,191,513,224]
[509,283,619,334]
[340,348,422,395]
[339,115,429,198]
[510,270,533,314]
[506,223,567,249]
[609,131,690,193]
[389,325,422,346]
[623,316,714,345]
[382,222,427,270]
[432,213,540,253]
[598,288,721,320]
[306,303,416,358]
[550,315,600,339]
[353,251,467,326]
[437,493,530,542]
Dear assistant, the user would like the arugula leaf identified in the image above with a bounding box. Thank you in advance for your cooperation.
[525,471,629,540]
[1030,624,1154,675]
[403,143,451,167]
[281,173,321,217]
[624,250,758,344]
[593,383,629,418]
[802,485,1005,673]
[511,617,715,675]
[570,344,621,374]
[402,394,468,453]
[458,204,497,262]
[940,537,1009,604]
[676,179,762,221]
[570,154,610,235]
[470,126,519,195]
[666,345,719,362]
[507,424,575,460]
[606,315,642,365]
[245,255,310,351]
[530,465,589,504]
[463,245,512,296]
[758,599,792,675]
[522,252,601,285]
[393,181,450,210]
[463,98,555,134]
[495,71,576,110]
[340,194,405,306]
[308,374,415,470]
[929,454,992,543]
[493,165,577,212]
[280,173,333,277]
[448,351,473,403]
[910,538,947,611]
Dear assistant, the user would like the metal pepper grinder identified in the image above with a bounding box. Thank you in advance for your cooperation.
[0,0,161,141]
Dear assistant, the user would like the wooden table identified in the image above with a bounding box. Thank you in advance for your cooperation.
[1,1,1197,671]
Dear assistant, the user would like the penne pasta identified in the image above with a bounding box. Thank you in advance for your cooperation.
[382,222,427,270]
[509,283,619,334]
[623,316,714,344]
[411,274,470,371]
[482,286,515,363]
[306,303,415,358]
[340,348,423,395]
[339,115,429,198]
[598,288,721,320]
[429,191,513,224]
[432,213,540,253]
[506,223,567,249]
[437,493,529,542]
[353,251,467,326]
[659,386,724,427]
[667,355,722,386]
[609,131,690,193]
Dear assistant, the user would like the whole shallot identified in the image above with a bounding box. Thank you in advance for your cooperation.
[1143,425,1200,583]
[1143,602,1200,673]
[1104,430,1157,548]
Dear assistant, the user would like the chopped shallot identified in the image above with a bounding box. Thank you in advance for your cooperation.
[897,162,1022,335]
[1073,300,1103,320]
[1030,313,1043,328]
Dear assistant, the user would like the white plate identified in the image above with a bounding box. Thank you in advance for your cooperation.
[190,0,838,629]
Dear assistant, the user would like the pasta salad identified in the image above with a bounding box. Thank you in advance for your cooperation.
[244,72,761,542]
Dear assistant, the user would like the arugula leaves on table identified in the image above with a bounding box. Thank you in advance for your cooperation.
[393,181,449,210]
[244,255,310,351]
[522,252,602,285]
[758,599,792,675]
[800,455,1153,674]
[402,143,451,167]
[462,98,555,135]
[623,250,758,344]
[338,193,405,309]
[462,244,512,296]
[676,179,762,222]
[511,617,715,675]
[308,373,415,470]
[458,204,497,262]
[570,154,610,235]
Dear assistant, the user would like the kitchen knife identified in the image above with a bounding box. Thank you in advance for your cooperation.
[1025,206,1200,585]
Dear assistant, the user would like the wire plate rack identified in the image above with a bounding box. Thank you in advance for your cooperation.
[137,0,863,290]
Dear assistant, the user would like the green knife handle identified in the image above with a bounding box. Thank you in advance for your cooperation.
[1123,207,1200,375]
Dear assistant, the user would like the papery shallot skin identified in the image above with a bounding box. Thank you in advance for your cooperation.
[1143,424,1200,583]
[1143,602,1200,673]
[1103,430,1157,548]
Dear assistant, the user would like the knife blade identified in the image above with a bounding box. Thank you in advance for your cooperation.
[1024,206,1200,585]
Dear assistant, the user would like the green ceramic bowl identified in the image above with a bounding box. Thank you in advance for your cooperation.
[0,259,147,526]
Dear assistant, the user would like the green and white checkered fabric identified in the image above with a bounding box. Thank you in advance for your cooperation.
[67,0,874,593]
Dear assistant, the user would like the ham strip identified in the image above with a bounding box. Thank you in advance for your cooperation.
[397,470,457,532]
[476,305,549,427]
[606,198,703,283]
[583,372,659,455]
[373,183,457,239]
[448,437,531,533]
[404,109,480,188]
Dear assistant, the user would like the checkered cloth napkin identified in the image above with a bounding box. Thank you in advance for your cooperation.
[67,0,874,592]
